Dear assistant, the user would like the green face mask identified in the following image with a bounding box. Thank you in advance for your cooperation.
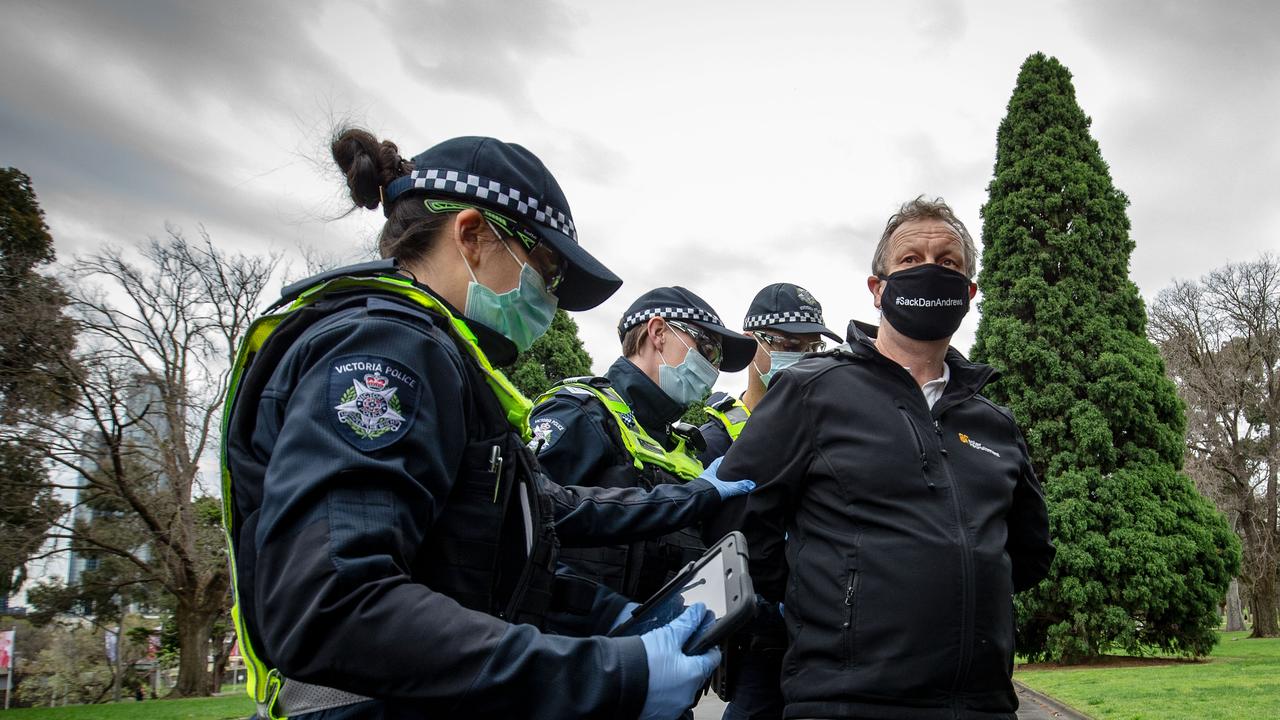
[460,223,558,352]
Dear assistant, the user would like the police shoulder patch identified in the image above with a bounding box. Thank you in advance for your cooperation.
[328,354,421,451]
[531,417,567,453]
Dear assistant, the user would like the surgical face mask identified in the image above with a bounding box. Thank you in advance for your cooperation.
[754,351,805,388]
[460,225,558,352]
[877,264,971,341]
[658,328,720,407]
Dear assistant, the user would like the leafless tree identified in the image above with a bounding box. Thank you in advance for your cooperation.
[1151,253,1280,637]
[1,227,278,694]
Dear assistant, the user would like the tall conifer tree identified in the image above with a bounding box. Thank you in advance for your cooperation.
[973,54,1238,660]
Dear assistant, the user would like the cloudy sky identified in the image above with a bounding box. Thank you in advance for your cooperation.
[3,0,1279,397]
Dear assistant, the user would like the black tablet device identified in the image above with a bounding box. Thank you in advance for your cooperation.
[609,531,755,655]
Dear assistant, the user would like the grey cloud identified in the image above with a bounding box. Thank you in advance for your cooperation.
[377,0,579,117]
[1070,0,1280,290]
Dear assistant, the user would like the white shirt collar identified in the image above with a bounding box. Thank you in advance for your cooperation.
[920,361,950,409]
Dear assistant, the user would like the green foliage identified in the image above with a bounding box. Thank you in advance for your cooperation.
[973,54,1239,661]
[0,168,76,606]
[508,310,593,398]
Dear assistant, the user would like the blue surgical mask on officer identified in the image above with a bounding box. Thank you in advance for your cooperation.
[755,350,805,387]
[458,222,558,352]
[658,326,719,407]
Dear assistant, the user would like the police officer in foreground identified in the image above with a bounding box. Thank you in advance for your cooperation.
[699,283,841,465]
[721,197,1054,719]
[221,128,747,720]
[531,288,757,602]
[696,283,839,720]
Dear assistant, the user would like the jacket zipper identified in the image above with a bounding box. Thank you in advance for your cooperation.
[896,406,935,491]
[936,414,975,692]
[842,568,857,667]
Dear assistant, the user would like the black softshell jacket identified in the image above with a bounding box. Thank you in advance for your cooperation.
[720,322,1054,720]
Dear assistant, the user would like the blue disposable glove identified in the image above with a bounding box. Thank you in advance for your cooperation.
[638,603,721,720]
[699,457,755,500]
[611,601,641,632]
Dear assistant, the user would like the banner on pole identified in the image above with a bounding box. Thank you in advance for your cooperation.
[0,629,13,671]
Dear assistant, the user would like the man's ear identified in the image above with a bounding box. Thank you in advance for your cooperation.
[968,281,978,300]
[867,275,884,310]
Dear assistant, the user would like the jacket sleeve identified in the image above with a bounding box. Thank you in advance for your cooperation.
[1007,424,1055,592]
[719,371,812,603]
[251,313,647,718]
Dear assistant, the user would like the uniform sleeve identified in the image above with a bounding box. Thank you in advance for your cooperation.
[546,475,722,547]
[251,314,647,717]
[697,420,733,465]
[720,371,813,603]
[1007,425,1055,592]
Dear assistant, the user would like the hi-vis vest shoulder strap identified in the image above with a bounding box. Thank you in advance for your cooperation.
[534,380,704,481]
[219,272,535,719]
[704,391,750,441]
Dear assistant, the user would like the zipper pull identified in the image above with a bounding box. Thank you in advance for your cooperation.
[844,578,856,606]
[489,445,504,503]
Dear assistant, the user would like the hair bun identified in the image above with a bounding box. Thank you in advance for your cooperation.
[331,126,410,211]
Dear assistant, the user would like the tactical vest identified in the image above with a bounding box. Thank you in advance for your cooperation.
[704,391,751,441]
[534,378,705,600]
[220,264,558,718]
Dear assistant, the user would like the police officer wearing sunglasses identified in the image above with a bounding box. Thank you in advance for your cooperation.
[698,283,842,467]
[221,130,749,720]
[530,288,757,606]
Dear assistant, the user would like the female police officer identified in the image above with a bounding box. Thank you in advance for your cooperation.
[220,129,726,719]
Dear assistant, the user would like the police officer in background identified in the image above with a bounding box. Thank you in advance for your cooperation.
[531,287,757,602]
[222,129,742,720]
[699,283,841,465]
[721,197,1054,719]
[696,283,839,720]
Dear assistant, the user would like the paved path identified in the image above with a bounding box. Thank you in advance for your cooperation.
[690,682,1090,719]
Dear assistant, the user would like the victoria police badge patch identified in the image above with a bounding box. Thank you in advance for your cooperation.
[328,355,421,451]
[531,417,566,453]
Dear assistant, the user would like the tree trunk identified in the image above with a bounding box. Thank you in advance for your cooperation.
[171,602,217,697]
[1248,572,1279,638]
[1225,578,1246,631]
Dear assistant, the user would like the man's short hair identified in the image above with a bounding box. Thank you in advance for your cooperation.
[872,196,978,280]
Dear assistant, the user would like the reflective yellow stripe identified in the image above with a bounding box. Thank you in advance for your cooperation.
[220,273,534,717]
[534,382,704,480]
[704,398,750,441]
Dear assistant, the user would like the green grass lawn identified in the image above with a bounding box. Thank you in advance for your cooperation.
[1015,631,1280,720]
[0,695,253,720]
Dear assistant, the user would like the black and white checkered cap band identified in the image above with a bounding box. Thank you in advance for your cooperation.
[401,168,576,241]
[619,307,722,335]
[743,310,825,330]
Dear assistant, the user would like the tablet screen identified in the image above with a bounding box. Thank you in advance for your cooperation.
[616,548,729,636]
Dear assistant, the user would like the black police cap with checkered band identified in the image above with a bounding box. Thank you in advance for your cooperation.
[742,283,841,341]
[382,136,622,312]
[617,286,756,373]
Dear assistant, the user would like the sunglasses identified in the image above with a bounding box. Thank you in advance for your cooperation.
[666,319,723,368]
[752,330,826,353]
[425,199,566,293]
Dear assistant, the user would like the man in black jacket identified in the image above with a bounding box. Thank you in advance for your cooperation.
[720,197,1054,719]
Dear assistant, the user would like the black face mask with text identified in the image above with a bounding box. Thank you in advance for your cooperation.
[877,264,971,341]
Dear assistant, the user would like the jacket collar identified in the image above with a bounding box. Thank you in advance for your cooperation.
[843,320,998,400]
[605,357,683,438]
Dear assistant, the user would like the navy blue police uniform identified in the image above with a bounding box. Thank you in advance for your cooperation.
[221,137,730,720]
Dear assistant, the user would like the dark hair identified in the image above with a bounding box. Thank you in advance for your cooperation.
[331,126,453,264]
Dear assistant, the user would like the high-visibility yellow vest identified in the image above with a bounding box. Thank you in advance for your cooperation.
[533,380,704,481]
[219,272,533,718]
[704,391,751,441]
